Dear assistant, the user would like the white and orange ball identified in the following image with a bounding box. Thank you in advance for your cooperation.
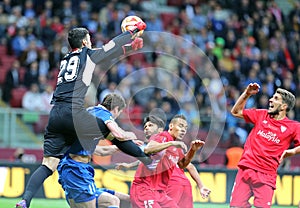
[121,15,144,36]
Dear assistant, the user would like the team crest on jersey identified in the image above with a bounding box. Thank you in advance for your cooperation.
[280,126,287,133]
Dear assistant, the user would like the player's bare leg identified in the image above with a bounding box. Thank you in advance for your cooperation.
[69,199,96,208]
[98,192,120,208]
[42,156,60,171]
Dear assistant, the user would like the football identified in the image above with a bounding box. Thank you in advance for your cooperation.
[121,15,144,36]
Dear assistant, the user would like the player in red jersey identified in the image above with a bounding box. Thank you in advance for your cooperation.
[130,114,205,208]
[116,116,211,207]
[166,163,210,208]
[230,82,300,208]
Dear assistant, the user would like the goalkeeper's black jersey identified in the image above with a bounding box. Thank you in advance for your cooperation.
[51,32,132,107]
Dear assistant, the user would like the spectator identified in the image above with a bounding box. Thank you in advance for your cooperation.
[48,40,64,70]
[11,27,28,57]
[77,0,90,26]
[38,49,51,77]
[40,18,57,46]
[178,101,200,129]
[11,147,37,163]
[2,59,23,103]
[23,0,35,19]
[13,147,25,162]
[50,16,64,35]
[22,83,44,111]
[191,5,207,31]
[19,40,39,67]
[40,84,54,113]
[57,0,73,25]
[224,132,244,169]
[0,4,9,44]
[23,60,39,88]
[99,82,121,103]
[146,13,164,32]
[43,0,54,19]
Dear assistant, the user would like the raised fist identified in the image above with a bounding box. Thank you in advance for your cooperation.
[131,37,143,51]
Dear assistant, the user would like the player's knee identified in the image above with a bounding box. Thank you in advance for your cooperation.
[106,195,120,206]
[98,194,120,207]
[42,156,60,172]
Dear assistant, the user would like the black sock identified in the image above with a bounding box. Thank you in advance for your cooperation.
[23,165,53,207]
[111,139,152,165]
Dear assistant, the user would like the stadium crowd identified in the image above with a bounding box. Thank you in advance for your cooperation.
[1,0,300,163]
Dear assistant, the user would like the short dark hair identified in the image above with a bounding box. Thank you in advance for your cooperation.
[143,115,165,129]
[68,27,89,49]
[276,88,295,112]
[170,114,187,124]
[101,94,126,111]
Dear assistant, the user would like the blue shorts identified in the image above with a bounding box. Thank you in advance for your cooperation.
[57,156,115,203]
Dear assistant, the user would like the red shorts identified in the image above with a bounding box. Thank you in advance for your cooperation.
[130,185,178,208]
[230,168,276,208]
[166,183,193,208]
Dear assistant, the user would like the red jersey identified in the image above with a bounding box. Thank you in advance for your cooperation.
[168,166,190,186]
[132,131,185,191]
[239,109,300,175]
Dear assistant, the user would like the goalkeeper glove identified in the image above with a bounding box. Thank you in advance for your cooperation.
[122,37,143,54]
[130,22,147,38]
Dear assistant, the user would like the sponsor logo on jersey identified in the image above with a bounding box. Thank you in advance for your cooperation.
[257,130,280,143]
[168,155,179,164]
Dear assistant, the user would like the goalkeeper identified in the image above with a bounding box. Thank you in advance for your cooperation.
[16,19,147,208]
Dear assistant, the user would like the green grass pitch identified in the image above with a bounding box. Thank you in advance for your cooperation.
[0,198,297,208]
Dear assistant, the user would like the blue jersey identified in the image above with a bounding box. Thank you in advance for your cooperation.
[87,105,114,125]
[67,105,114,156]
[58,105,117,202]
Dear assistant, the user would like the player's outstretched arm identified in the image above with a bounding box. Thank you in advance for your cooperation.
[90,21,146,64]
[280,146,300,163]
[186,163,211,199]
[144,140,187,155]
[231,83,260,119]
[178,140,205,169]
[115,161,140,170]
[94,145,119,156]
[106,121,137,141]
[110,138,152,165]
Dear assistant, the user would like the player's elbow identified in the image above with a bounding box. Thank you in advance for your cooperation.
[230,108,242,118]
[177,161,188,169]
[230,108,237,116]
[144,146,153,154]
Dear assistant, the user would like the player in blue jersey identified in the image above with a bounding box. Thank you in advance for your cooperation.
[58,115,165,208]
[58,141,128,208]
[17,21,148,208]
[58,94,143,208]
